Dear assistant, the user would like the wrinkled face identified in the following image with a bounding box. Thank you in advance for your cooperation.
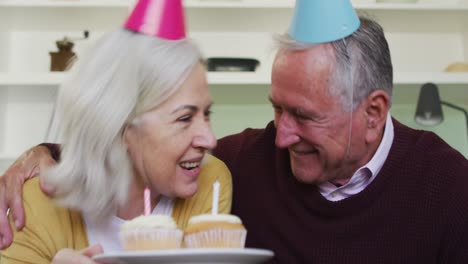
[125,63,216,198]
[270,46,370,185]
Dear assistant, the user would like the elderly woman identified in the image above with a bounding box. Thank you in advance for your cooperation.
[0,2,231,263]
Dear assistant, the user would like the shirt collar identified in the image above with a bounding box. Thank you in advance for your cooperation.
[365,112,394,179]
[318,112,394,200]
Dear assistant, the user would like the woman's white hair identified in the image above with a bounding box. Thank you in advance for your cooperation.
[43,29,202,221]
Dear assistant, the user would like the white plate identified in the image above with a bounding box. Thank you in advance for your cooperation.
[93,248,274,264]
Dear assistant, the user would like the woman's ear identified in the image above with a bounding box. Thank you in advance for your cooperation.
[122,121,143,173]
[122,122,136,147]
[364,90,390,143]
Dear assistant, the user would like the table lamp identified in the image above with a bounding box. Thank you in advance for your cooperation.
[415,83,468,139]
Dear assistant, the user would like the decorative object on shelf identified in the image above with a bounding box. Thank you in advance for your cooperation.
[206,58,260,72]
[444,62,468,72]
[415,82,468,138]
[288,0,360,44]
[49,30,89,72]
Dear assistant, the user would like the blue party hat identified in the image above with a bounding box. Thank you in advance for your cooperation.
[288,0,360,44]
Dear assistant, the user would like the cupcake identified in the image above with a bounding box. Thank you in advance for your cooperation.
[183,213,247,248]
[120,214,183,251]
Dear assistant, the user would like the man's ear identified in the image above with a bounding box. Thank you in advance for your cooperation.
[364,90,390,143]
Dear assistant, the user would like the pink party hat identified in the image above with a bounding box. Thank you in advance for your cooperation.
[124,0,186,40]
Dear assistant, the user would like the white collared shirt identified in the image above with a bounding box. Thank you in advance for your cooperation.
[84,196,174,252]
[318,113,394,201]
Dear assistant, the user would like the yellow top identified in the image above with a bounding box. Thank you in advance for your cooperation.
[0,154,232,264]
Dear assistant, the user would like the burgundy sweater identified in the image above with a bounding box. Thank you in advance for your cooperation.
[213,120,468,264]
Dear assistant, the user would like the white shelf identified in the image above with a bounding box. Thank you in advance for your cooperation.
[0,154,16,175]
[0,0,293,8]
[186,0,297,9]
[358,2,468,11]
[0,153,16,160]
[0,0,131,7]
[0,0,468,10]
[1,72,468,86]
[190,0,468,10]
[394,72,468,84]
[207,72,271,85]
[0,72,65,86]
[0,72,271,86]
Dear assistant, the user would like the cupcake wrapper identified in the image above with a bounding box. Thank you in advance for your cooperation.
[120,228,183,251]
[184,229,247,248]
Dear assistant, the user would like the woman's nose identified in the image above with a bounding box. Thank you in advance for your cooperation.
[193,122,217,150]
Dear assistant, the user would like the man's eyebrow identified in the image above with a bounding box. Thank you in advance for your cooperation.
[268,97,307,116]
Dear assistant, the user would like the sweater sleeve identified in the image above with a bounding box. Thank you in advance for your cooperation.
[213,135,243,172]
[439,157,468,262]
[1,178,58,263]
[0,178,88,264]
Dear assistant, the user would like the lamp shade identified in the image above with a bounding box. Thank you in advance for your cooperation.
[288,0,360,44]
[124,0,186,40]
[415,83,444,126]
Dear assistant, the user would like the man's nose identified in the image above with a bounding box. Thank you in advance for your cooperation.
[275,113,300,148]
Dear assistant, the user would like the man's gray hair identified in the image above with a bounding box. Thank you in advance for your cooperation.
[43,29,202,221]
[274,16,393,112]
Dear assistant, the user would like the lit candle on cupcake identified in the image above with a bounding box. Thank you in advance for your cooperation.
[119,186,183,251]
[184,178,247,248]
[144,186,151,216]
[212,180,220,215]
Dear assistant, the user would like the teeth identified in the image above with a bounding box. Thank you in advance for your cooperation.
[180,162,200,169]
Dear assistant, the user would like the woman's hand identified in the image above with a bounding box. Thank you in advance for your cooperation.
[52,244,104,264]
[0,145,56,249]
